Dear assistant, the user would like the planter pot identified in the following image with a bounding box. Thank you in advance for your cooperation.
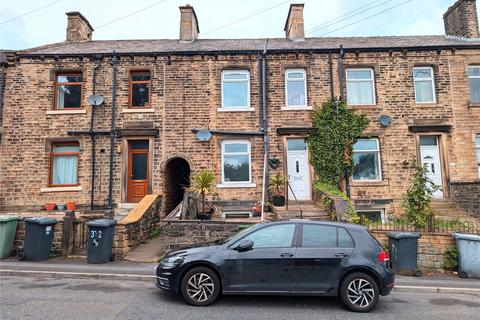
[66,202,76,211]
[272,195,285,207]
[44,203,56,211]
[57,204,66,211]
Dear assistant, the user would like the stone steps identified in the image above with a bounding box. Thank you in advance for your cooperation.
[274,201,331,221]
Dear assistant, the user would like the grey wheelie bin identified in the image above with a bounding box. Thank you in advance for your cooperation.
[87,219,117,264]
[453,233,480,279]
[387,232,422,277]
[22,217,58,261]
[0,215,19,258]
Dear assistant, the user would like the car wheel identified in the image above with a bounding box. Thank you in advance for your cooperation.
[180,267,220,306]
[339,272,379,312]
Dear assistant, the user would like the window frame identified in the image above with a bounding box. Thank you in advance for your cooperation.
[285,68,307,108]
[352,138,382,182]
[468,66,480,104]
[54,72,83,110]
[356,209,387,224]
[299,223,356,248]
[413,67,436,104]
[345,68,376,106]
[49,141,80,187]
[221,140,252,185]
[221,70,251,110]
[129,70,151,109]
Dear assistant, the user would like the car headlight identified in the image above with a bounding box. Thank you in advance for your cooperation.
[160,255,185,269]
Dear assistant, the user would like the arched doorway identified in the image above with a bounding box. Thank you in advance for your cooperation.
[164,157,191,214]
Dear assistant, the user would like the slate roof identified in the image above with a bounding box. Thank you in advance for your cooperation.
[18,35,480,55]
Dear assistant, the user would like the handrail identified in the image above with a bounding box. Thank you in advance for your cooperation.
[286,180,303,219]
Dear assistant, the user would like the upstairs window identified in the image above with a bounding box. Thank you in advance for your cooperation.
[49,142,80,186]
[285,69,307,107]
[55,73,83,109]
[413,67,436,103]
[222,140,251,184]
[468,66,480,103]
[353,138,382,181]
[346,69,375,105]
[221,70,250,109]
[476,134,480,177]
[130,71,151,108]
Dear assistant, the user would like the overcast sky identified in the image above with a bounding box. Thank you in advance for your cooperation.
[1,0,478,50]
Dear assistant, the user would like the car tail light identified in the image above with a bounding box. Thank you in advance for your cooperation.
[378,250,389,263]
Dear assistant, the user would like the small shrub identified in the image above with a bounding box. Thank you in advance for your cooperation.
[443,246,458,271]
[148,227,161,239]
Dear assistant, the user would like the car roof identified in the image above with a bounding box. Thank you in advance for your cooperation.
[267,219,367,231]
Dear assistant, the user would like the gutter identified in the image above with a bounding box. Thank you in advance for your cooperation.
[190,128,263,136]
[107,51,118,210]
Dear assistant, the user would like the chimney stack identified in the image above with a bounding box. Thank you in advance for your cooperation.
[66,12,94,42]
[443,0,479,38]
[284,4,305,41]
[179,4,199,43]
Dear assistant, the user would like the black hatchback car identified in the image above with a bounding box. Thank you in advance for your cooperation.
[156,220,394,312]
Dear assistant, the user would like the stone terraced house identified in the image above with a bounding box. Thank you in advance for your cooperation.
[0,0,479,221]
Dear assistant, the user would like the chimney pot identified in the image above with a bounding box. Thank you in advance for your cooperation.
[284,4,305,41]
[66,12,94,42]
[443,0,479,38]
[179,5,200,43]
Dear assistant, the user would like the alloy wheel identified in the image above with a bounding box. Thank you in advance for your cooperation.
[186,273,215,303]
[347,278,375,308]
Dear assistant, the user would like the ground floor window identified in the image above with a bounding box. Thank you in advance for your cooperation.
[49,142,80,186]
[222,140,251,184]
[356,209,386,224]
[352,138,382,181]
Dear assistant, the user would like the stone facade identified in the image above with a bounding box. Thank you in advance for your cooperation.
[0,0,479,218]
[451,182,480,217]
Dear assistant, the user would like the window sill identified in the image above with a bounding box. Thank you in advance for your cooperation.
[281,106,313,111]
[414,102,437,106]
[217,183,256,188]
[349,105,378,109]
[41,186,82,193]
[121,108,155,113]
[468,102,480,108]
[351,181,386,187]
[46,109,87,115]
[217,107,255,112]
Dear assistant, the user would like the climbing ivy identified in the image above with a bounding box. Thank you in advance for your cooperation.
[308,97,369,187]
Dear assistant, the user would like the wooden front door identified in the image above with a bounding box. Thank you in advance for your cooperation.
[127,140,149,203]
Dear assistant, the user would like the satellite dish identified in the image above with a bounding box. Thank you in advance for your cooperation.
[379,115,392,127]
[196,130,212,142]
[87,94,104,106]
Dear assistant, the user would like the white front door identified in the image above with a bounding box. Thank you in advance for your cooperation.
[419,136,444,198]
[286,139,310,200]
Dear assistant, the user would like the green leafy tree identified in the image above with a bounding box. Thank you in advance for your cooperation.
[309,97,369,188]
[403,161,439,228]
[188,169,215,215]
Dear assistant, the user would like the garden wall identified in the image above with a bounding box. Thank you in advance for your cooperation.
[450,181,480,217]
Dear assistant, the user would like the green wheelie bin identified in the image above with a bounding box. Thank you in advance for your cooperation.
[0,215,19,258]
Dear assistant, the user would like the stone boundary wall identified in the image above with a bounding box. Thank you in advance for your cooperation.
[371,231,455,272]
[158,220,254,253]
[451,181,480,217]
[114,195,161,258]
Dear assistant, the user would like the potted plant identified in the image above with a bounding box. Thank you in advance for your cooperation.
[269,173,286,207]
[57,204,66,211]
[188,169,215,220]
[44,202,56,211]
[66,201,76,211]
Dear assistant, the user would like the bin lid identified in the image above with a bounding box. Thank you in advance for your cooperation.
[24,217,58,225]
[87,219,117,227]
[0,215,19,222]
[387,232,421,239]
[453,233,480,241]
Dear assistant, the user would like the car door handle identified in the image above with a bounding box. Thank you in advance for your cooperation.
[335,253,349,257]
[280,253,294,258]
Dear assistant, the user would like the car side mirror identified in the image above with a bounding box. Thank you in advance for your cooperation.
[233,239,254,252]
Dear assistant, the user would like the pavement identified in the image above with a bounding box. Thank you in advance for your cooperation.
[1,257,480,295]
[1,276,479,320]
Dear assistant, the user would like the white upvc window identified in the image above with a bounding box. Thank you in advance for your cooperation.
[352,138,382,181]
[468,66,480,104]
[413,67,436,103]
[346,68,376,106]
[220,70,251,111]
[285,69,307,107]
[476,134,480,177]
[221,140,252,185]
